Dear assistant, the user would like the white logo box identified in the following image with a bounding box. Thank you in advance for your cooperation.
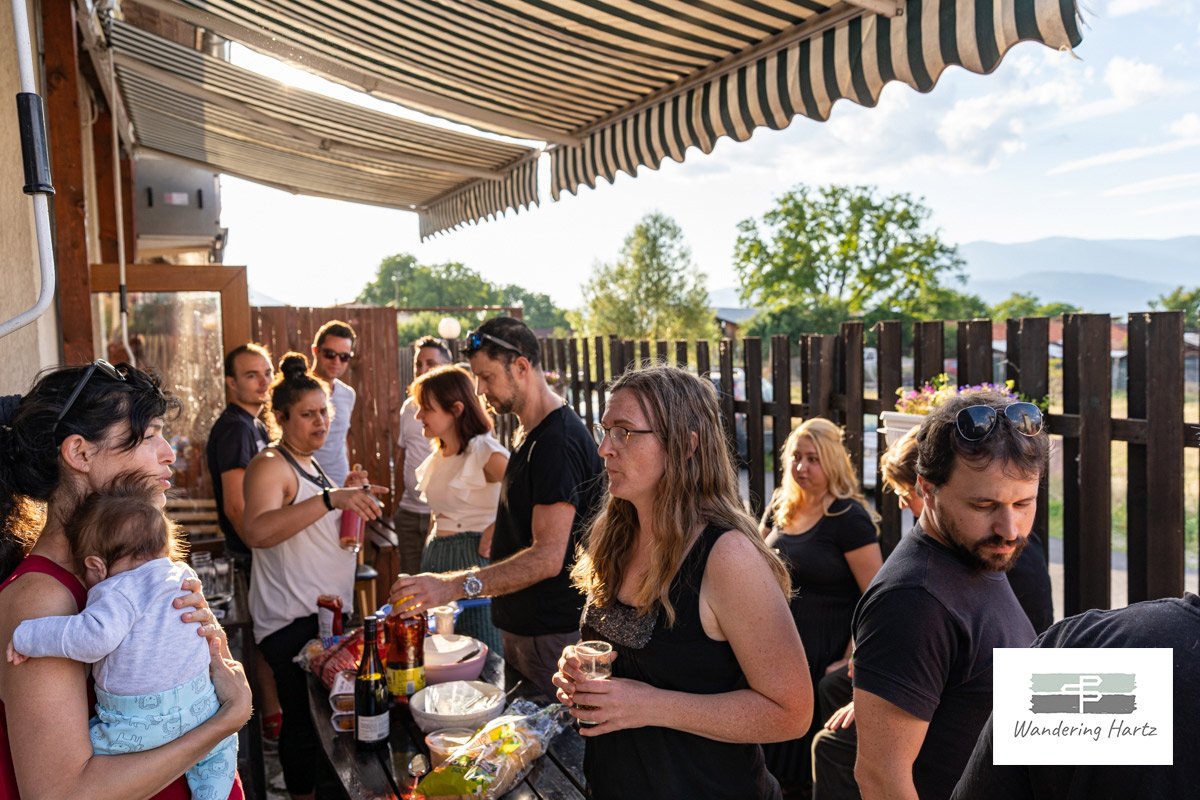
[992,647,1173,766]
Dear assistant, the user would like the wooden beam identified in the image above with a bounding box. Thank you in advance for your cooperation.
[844,0,903,17]
[90,264,251,357]
[93,107,119,264]
[44,1,94,363]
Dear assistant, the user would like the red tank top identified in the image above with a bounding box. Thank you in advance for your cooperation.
[0,555,243,800]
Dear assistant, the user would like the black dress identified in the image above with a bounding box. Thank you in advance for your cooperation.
[763,498,878,798]
[580,523,782,800]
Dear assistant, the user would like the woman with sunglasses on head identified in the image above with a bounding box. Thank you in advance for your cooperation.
[408,365,509,654]
[552,365,812,800]
[0,362,252,799]
[757,418,882,800]
[241,353,385,800]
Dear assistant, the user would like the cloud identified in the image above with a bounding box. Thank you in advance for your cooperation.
[1103,171,1200,196]
[1053,57,1181,124]
[1049,112,1200,174]
[1108,0,1170,17]
[1133,197,1200,217]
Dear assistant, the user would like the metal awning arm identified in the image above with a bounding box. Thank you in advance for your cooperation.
[1,0,58,341]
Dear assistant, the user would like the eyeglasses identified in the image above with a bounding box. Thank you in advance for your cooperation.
[54,360,126,432]
[955,402,1044,442]
[464,330,524,358]
[592,423,655,448]
[319,348,353,363]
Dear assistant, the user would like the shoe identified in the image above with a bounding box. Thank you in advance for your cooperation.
[262,711,282,751]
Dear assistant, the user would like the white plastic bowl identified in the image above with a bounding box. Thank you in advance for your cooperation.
[409,680,504,734]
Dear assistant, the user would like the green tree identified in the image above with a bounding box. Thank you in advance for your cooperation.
[1150,285,1200,329]
[496,284,570,332]
[733,185,967,318]
[989,291,1079,320]
[574,212,717,341]
[357,253,569,331]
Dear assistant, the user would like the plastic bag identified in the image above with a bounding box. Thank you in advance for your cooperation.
[294,629,364,689]
[415,700,568,799]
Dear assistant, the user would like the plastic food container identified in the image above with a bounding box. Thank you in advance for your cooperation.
[409,680,504,734]
[424,727,476,768]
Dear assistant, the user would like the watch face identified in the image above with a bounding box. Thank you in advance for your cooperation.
[464,574,483,597]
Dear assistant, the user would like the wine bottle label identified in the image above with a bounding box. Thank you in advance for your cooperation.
[386,665,426,697]
[356,711,389,742]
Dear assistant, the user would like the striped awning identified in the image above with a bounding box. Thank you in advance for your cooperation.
[106,20,539,237]
[131,0,1082,232]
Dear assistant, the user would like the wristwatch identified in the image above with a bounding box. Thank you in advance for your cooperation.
[463,568,484,599]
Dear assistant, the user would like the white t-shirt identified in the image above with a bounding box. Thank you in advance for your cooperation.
[416,433,508,533]
[396,397,433,514]
[313,378,355,488]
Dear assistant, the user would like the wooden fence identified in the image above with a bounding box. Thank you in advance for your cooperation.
[534,312,1198,616]
[243,306,1195,616]
[252,306,402,515]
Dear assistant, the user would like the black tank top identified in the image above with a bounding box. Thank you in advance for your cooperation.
[580,523,782,800]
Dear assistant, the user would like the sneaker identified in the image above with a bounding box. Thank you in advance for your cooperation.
[262,711,282,752]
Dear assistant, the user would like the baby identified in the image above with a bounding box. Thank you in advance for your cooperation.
[7,480,237,800]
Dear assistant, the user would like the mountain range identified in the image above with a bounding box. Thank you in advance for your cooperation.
[710,237,1199,317]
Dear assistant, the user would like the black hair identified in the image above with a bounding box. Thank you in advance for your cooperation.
[0,363,177,581]
[313,320,356,349]
[268,352,328,430]
[223,343,273,378]
[471,316,541,368]
[915,391,1048,487]
[412,336,452,361]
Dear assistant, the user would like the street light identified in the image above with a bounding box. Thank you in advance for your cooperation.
[438,317,462,340]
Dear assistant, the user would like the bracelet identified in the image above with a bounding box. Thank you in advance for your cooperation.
[321,486,334,511]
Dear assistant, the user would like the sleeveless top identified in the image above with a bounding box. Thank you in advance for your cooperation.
[0,555,234,799]
[579,524,783,800]
[248,447,356,643]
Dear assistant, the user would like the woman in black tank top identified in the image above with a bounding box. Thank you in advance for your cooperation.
[553,366,813,800]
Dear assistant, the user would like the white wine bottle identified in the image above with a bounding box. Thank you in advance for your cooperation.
[355,614,390,751]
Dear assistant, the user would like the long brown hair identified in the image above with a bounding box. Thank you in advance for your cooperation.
[571,365,790,626]
[411,365,493,451]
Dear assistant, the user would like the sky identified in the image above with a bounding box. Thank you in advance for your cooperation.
[218,1,1200,310]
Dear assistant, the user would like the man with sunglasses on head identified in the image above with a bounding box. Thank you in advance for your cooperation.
[310,319,357,488]
[852,392,1046,800]
[389,317,604,697]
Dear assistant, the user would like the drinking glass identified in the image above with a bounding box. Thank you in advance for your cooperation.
[574,640,612,726]
[190,552,215,598]
[207,556,234,606]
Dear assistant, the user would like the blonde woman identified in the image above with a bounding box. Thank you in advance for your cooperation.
[553,366,811,800]
[759,418,882,799]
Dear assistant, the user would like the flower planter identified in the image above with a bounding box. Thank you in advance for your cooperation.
[879,411,925,448]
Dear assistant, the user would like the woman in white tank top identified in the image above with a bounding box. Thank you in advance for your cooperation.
[241,352,387,798]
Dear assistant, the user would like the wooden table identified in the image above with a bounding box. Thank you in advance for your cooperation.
[308,652,586,799]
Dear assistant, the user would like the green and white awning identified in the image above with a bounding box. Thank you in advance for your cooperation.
[129,0,1082,236]
[106,20,538,236]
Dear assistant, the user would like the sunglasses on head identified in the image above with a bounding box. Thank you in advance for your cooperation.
[464,330,524,358]
[54,360,127,433]
[955,402,1044,442]
[319,348,353,363]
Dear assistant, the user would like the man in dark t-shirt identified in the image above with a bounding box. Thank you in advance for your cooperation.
[952,593,1200,800]
[391,317,603,697]
[206,344,272,559]
[852,392,1047,800]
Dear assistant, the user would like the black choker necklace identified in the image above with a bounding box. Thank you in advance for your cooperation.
[281,440,314,458]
